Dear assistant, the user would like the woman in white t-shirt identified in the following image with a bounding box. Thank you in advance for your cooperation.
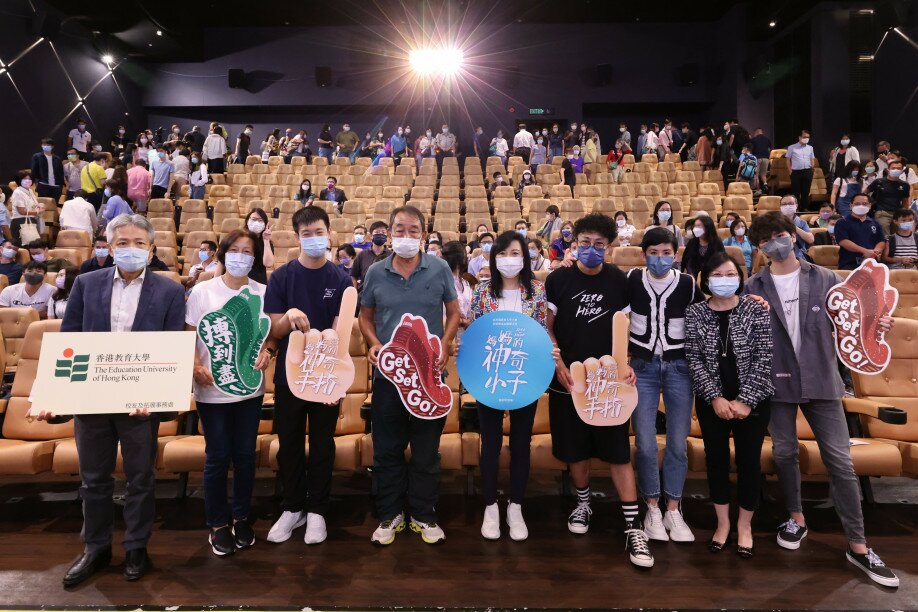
[47,265,78,320]
[614,211,637,246]
[185,229,277,557]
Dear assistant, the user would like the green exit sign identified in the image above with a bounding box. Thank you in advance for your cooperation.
[528,108,555,116]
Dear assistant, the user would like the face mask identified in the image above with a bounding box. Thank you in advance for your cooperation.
[708,277,740,298]
[339,256,351,266]
[658,210,672,222]
[392,237,420,259]
[646,255,674,278]
[119,129,125,135]
[2,247,17,259]
[566,154,574,160]
[577,245,605,268]
[820,212,831,220]
[77,125,86,132]
[542,130,548,135]
[723,124,730,131]
[301,236,329,258]
[616,219,626,228]
[94,247,109,259]
[343,126,350,132]
[354,234,365,243]
[529,249,539,259]
[552,127,558,133]
[397,129,403,135]
[692,226,705,238]
[726,219,734,227]
[140,138,148,145]
[31,252,46,262]
[378,134,384,139]
[24,273,44,286]
[114,246,149,272]
[172,128,180,134]
[426,131,432,137]
[442,128,449,134]
[371,233,388,246]
[573,150,580,156]
[735,227,746,237]
[900,222,914,232]
[198,250,211,262]
[619,127,626,133]
[327,182,335,190]
[561,229,572,239]
[780,204,797,217]
[55,276,66,290]
[665,125,671,131]
[224,252,255,277]
[68,154,78,161]
[865,166,876,174]
[496,256,524,279]
[840,139,850,146]
[21,179,32,188]
[850,170,859,178]
[244,129,252,135]
[247,219,265,233]
[889,169,903,179]
[517,228,528,238]
[761,235,794,262]
[537,139,543,144]
[640,128,647,134]
[852,204,871,216]
[405,129,411,135]
[716,139,723,146]
[827,225,836,234]
[42,145,52,153]
[801,138,810,145]
[482,243,493,253]
[571,125,577,131]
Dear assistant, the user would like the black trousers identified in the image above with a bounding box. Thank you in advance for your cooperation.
[791,168,814,211]
[515,147,531,165]
[150,185,168,199]
[273,384,339,516]
[477,401,536,505]
[85,190,103,211]
[37,183,62,202]
[435,150,455,170]
[695,397,771,511]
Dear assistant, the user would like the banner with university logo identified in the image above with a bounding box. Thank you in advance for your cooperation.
[457,311,554,410]
[29,331,196,415]
[377,314,453,419]
[570,312,637,426]
[198,287,271,397]
[826,260,898,375]
[286,286,358,403]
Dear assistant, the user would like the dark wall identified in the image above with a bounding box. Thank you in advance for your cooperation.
[0,1,146,181]
[873,25,918,162]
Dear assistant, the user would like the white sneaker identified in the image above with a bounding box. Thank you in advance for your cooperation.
[481,503,500,540]
[409,519,446,544]
[663,509,695,543]
[371,513,405,546]
[303,512,327,545]
[266,510,306,543]
[643,506,669,542]
[506,503,528,541]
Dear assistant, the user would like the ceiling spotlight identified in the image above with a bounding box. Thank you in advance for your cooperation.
[102,54,114,64]
[768,20,776,27]
[409,48,464,76]
[156,30,163,36]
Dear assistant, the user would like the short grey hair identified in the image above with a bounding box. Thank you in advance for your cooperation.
[106,214,155,244]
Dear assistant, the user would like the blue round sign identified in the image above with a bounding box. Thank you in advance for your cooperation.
[457,311,555,410]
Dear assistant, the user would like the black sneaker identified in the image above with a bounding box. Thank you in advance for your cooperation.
[846,547,899,588]
[777,519,808,550]
[625,525,654,568]
[567,502,592,535]
[233,519,255,550]
[209,526,235,557]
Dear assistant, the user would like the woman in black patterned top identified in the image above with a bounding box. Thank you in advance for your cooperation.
[684,252,774,559]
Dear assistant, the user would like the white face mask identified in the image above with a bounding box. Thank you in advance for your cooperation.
[495,256,524,279]
[735,227,746,237]
[616,219,626,227]
[224,252,255,277]
[392,237,421,259]
[840,139,850,146]
[780,204,797,217]
[800,137,810,145]
[692,226,705,238]
[247,219,265,233]
[852,204,871,216]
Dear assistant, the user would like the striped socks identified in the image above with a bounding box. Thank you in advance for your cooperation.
[622,501,640,528]
[576,486,591,505]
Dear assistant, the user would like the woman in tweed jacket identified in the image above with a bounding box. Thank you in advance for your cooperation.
[685,252,774,558]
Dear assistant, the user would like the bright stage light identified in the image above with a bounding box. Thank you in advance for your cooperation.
[409,48,464,75]
[101,54,114,65]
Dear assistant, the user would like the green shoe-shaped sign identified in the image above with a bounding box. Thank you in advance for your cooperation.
[198,288,271,397]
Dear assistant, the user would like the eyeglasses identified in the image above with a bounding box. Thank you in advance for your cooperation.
[577,240,607,250]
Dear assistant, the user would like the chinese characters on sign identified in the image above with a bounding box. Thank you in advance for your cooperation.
[482,328,529,395]
[570,312,637,426]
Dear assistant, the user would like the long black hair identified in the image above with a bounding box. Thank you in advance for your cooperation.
[440,240,467,276]
[487,230,534,300]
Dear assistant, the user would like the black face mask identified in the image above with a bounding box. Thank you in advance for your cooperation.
[371,234,388,246]
[24,273,43,286]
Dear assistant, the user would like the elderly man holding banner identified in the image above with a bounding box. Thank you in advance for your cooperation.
[37,213,186,587]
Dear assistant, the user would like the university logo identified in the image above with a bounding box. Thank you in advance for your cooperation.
[54,348,90,382]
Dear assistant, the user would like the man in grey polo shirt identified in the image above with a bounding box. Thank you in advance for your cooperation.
[358,205,459,546]
[434,124,457,171]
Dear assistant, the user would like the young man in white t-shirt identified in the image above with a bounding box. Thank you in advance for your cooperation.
[67,119,92,159]
[0,260,55,318]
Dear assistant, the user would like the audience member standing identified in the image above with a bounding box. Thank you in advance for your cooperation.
[785,131,816,211]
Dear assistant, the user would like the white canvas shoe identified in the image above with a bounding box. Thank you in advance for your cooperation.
[642,506,669,542]
[506,503,529,541]
[481,503,500,540]
[303,513,327,545]
[266,510,306,544]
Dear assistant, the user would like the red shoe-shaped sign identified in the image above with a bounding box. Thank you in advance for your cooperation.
[377,314,453,419]
[826,260,898,375]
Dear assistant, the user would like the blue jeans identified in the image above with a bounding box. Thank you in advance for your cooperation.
[317,147,334,163]
[835,189,855,218]
[631,356,694,502]
[196,395,263,528]
[549,145,563,160]
[190,185,205,200]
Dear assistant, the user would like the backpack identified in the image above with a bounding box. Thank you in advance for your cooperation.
[739,155,757,179]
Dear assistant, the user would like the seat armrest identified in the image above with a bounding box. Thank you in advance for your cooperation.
[0,399,7,414]
[843,397,908,425]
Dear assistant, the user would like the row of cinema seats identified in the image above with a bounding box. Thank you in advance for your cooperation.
[0,300,914,499]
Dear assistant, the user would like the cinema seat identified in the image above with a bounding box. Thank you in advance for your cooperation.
[807,245,839,269]
[891,270,918,318]
[0,307,40,372]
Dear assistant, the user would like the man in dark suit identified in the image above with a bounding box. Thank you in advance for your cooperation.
[37,213,185,587]
[318,176,347,214]
[30,138,65,202]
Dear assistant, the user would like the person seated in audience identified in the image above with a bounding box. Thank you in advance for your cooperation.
[882,208,917,270]
[468,223,491,252]
[468,232,494,277]
[185,240,219,290]
[10,169,45,241]
[59,189,98,233]
[318,176,347,213]
[685,252,773,558]
[681,215,724,278]
[47,263,78,320]
[515,169,537,200]
[834,193,885,271]
[527,238,550,272]
[27,239,70,273]
[868,159,911,236]
[0,191,10,243]
[99,179,133,225]
[614,211,636,246]
[351,225,370,251]
[549,221,574,268]
[647,200,685,247]
[812,203,836,229]
[293,179,314,205]
[513,220,529,239]
[0,259,54,318]
[0,239,23,284]
[81,235,114,273]
[351,221,390,290]
[721,211,741,230]
[489,171,508,196]
[147,246,169,272]
[745,212,899,588]
[830,160,865,220]
[536,205,562,242]
[426,232,443,251]
[723,217,755,274]
[426,241,442,258]
[440,241,472,336]
[336,244,356,273]
[186,229,275,557]
[814,214,842,246]
[778,196,814,259]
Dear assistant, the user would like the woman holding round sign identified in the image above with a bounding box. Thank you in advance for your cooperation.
[466,230,549,542]
[185,229,275,557]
